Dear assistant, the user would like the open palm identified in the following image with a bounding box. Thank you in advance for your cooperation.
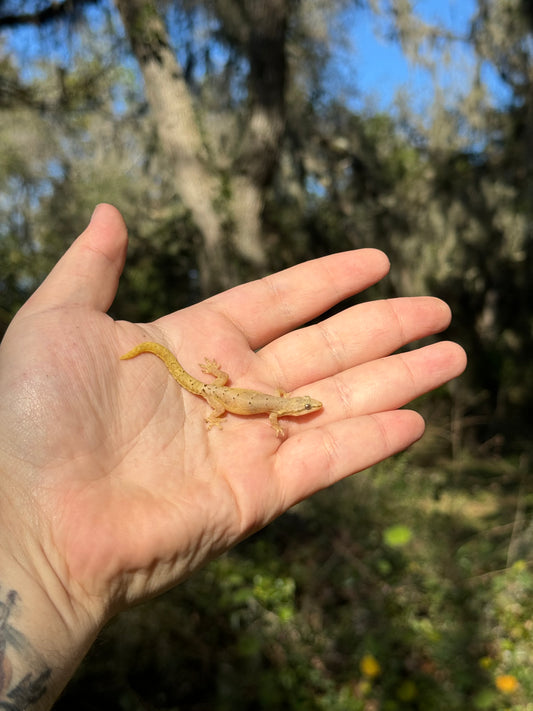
[0,204,466,624]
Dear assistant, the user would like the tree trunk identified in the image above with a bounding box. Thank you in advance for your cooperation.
[114,0,287,294]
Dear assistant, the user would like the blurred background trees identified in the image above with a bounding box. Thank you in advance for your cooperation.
[1,0,532,708]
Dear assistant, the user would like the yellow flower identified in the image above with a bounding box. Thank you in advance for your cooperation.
[495,674,519,694]
[360,654,381,678]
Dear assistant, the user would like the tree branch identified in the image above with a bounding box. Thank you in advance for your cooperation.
[0,0,99,29]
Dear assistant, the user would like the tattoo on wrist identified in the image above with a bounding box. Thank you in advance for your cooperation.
[0,588,52,710]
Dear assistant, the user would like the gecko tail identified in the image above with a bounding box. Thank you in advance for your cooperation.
[120,342,162,360]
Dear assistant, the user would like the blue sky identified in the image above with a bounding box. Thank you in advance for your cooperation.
[348,0,510,112]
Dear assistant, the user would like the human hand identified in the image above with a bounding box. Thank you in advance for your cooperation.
[0,204,465,704]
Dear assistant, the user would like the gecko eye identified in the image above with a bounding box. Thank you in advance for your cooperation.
[305,403,312,410]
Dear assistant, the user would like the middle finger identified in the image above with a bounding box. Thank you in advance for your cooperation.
[259,296,452,391]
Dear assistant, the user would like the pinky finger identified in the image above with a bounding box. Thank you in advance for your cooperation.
[274,410,425,509]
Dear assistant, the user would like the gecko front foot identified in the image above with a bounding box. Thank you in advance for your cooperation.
[268,412,285,438]
[200,358,229,387]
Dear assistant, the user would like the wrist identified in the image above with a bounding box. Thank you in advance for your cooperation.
[0,478,103,710]
[0,546,101,710]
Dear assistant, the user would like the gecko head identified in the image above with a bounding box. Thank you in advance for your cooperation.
[286,395,323,417]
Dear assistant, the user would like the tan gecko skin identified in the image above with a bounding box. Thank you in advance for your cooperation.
[120,342,322,436]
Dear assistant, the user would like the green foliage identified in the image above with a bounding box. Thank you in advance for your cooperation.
[53,440,533,710]
[383,524,413,548]
[481,560,533,708]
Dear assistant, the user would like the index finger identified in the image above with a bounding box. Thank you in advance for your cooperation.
[206,249,390,349]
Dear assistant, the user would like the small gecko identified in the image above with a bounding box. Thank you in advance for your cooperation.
[120,341,322,437]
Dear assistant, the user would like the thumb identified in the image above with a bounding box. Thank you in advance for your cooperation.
[23,204,128,315]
